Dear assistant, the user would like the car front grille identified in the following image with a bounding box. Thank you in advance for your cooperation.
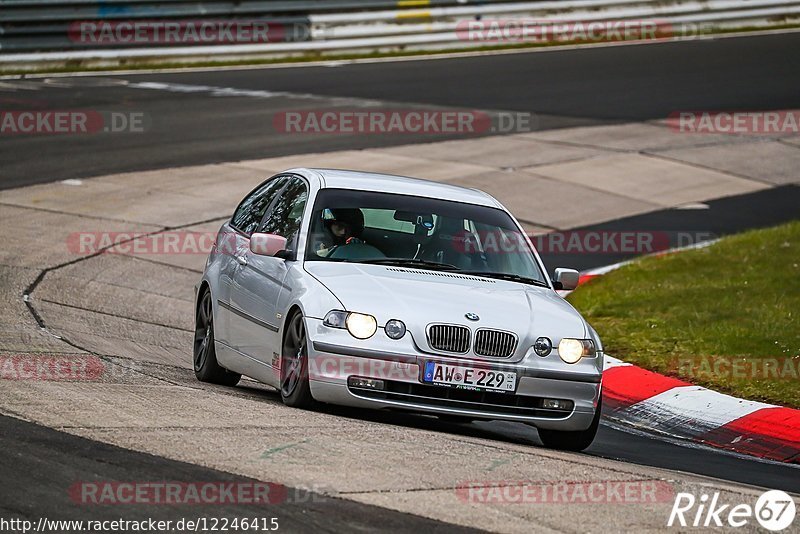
[427,324,470,353]
[474,329,517,358]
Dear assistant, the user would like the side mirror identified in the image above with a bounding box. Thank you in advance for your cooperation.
[250,233,288,257]
[553,268,580,291]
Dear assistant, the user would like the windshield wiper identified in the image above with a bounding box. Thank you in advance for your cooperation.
[359,258,460,271]
[462,271,550,288]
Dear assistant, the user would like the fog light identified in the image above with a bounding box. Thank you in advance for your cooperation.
[533,337,552,357]
[348,377,385,390]
[385,319,406,340]
[542,398,572,410]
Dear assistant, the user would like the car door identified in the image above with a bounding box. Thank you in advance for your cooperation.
[229,176,309,362]
[215,175,287,348]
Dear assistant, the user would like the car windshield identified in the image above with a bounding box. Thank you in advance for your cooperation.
[305,188,548,285]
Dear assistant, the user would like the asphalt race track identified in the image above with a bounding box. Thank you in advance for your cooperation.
[1,32,799,188]
[539,184,800,273]
[0,414,478,533]
[1,30,799,531]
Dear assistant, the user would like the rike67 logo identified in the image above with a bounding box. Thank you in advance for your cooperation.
[668,490,796,531]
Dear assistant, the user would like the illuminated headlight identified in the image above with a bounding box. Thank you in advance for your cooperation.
[558,338,595,364]
[384,319,406,340]
[323,310,377,340]
[346,312,378,339]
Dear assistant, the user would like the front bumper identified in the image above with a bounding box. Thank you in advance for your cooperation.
[305,318,601,431]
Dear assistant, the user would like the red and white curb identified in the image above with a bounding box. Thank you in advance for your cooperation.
[602,356,800,464]
[560,241,800,463]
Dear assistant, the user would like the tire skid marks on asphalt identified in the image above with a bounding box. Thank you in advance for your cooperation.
[0,77,131,93]
[0,80,43,91]
[0,77,380,107]
[128,81,316,100]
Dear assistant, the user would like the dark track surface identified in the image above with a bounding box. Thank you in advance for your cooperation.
[2,32,800,188]
[589,423,800,494]
[538,184,800,274]
[128,32,800,121]
[0,414,479,533]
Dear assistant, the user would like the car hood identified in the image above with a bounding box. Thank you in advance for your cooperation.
[304,262,587,350]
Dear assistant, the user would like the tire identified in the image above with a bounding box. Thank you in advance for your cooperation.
[193,289,241,386]
[280,311,315,409]
[537,396,602,452]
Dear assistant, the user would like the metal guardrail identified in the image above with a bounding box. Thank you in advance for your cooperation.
[0,0,514,22]
[0,0,519,52]
[0,0,798,67]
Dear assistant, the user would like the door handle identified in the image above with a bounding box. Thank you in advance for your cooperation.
[235,255,248,267]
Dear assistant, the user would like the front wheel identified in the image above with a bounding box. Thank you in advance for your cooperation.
[537,397,601,452]
[193,289,241,386]
[280,312,315,409]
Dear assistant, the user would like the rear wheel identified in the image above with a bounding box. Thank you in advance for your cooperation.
[537,397,601,452]
[280,312,315,409]
[193,289,241,386]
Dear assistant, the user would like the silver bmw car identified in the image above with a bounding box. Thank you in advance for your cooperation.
[194,168,604,451]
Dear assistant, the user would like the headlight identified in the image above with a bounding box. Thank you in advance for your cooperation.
[323,310,348,329]
[324,310,378,339]
[346,312,377,339]
[384,319,406,340]
[558,338,595,364]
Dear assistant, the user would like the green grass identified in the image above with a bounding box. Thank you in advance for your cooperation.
[567,221,800,408]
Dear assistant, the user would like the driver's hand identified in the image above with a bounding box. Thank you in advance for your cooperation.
[316,242,331,257]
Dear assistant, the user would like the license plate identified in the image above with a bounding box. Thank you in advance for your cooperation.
[422,361,516,392]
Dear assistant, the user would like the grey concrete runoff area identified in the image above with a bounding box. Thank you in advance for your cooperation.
[1,115,799,533]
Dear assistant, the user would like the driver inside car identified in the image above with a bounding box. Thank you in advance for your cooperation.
[315,208,366,257]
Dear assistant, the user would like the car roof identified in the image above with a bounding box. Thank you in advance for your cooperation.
[288,168,503,209]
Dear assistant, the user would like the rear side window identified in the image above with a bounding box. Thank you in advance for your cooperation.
[230,177,286,235]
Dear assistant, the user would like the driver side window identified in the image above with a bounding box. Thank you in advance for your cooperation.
[231,176,287,236]
[259,177,308,251]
